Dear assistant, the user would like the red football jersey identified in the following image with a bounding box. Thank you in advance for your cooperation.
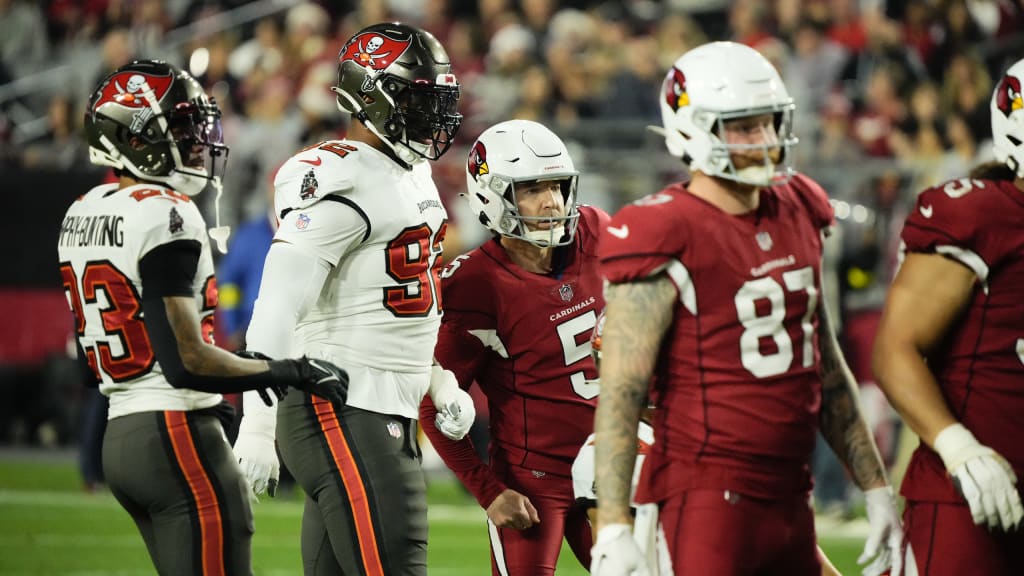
[898,177,1024,503]
[599,174,834,502]
[424,206,608,507]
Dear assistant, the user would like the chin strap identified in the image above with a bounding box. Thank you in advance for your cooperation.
[208,176,231,254]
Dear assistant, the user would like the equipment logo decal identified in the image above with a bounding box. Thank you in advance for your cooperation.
[559,283,574,302]
[387,421,402,439]
[300,169,319,200]
[995,73,1023,118]
[663,67,689,111]
[169,207,184,233]
[468,141,488,181]
[94,72,174,111]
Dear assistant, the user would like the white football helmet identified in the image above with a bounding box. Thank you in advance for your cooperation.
[464,119,580,247]
[658,41,797,186]
[992,57,1024,179]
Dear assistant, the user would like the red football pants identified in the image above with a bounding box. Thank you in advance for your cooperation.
[904,500,1024,575]
[659,488,820,576]
[487,460,592,576]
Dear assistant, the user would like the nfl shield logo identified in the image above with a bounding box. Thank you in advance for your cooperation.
[387,421,402,439]
[296,213,311,230]
[755,231,773,251]
[559,284,574,302]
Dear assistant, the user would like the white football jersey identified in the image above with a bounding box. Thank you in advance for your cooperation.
[271,141,448,418]
[57,183,221,419]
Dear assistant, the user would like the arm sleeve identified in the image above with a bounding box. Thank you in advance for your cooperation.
[241,240,332,418]
[419,321,506,509]
[138,241,299,394]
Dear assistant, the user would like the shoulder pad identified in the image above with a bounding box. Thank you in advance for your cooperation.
[274,140,361,213]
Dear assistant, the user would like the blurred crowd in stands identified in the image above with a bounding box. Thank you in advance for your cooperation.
[2,0,1023,503]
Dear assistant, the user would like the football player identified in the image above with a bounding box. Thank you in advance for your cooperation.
[576,312,844,576]
[230,23,474,575]
[590,42,902,576]
[419,119,608,575]
[58,60,347,575]
[873,56,1024,575]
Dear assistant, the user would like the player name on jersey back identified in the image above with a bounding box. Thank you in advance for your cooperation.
[58,214,125,248]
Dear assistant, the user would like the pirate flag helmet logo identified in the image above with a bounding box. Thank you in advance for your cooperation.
[92,71,175,111]
[663,67,689,111]
[338,32,413,73]
[995,73,1023,118]
[468,140,488,181]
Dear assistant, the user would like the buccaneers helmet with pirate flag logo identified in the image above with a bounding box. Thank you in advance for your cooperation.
[85,60,228,197]
[333,22,462,165]
[992,58,1024,178]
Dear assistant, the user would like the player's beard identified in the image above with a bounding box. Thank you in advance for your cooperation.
[731,146,782,186]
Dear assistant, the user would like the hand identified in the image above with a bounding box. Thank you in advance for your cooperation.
[233,418,279,500]
[428,365,476,441]
[290,357,349,406]
[591,524,649,576]
[486,489,540,530]
[858,486,903,576]
[235,350,287,407]
[934,423,1024,531]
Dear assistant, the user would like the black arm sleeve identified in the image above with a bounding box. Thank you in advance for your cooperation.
[139,240,306,394]
[76,341,100,388]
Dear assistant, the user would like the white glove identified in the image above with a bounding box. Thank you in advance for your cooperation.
[428,364,476,441]
[858,486,903,576]
[233,390,280,500]
[591,524,650,576]
[934,423,1023,531]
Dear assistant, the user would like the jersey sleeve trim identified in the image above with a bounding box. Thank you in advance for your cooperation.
[600,251,680,265]
[663,259,697,315]
[936,245,990,289]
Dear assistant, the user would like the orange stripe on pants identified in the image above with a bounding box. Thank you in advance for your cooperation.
[313,397,386,576]
[165,411,225,576]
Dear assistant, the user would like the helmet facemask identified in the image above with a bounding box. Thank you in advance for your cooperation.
[496,175,580,248]
[702,105,797,187]
[385,76,461,161]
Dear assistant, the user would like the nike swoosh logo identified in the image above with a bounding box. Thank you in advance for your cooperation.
[920,204,933,218]
[607,225,630,239]
[307,359,337,383]
[300,156,323,166]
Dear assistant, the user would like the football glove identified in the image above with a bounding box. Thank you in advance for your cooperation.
[858,486,903,576]
[591,524,650,576]
[273,357,349,407]
[233,394,279,499]
[428,364,476,441]
[934,423,1023,531]
[235,350,287,407]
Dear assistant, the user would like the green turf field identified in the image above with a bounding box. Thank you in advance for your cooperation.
[0,459,863,575]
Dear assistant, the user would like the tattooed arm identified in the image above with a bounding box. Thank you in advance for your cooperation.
[816,267,888,491]
[594,274,677,529]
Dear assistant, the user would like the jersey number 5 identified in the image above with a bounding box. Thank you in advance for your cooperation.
[735,266,819,378]
[556,310,600,399]
[384,221,447,317]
